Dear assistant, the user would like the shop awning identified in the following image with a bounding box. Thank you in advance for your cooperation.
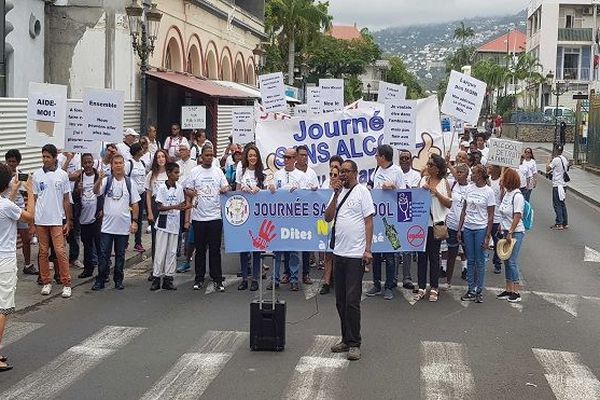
[146,71,258,100]
[211,80,302,104]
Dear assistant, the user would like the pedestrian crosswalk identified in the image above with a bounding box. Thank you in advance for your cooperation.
[2,320,600,400]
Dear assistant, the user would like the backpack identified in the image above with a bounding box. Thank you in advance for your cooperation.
[513,192,534,231]
[128,159,146,177]
[104,175,134,204]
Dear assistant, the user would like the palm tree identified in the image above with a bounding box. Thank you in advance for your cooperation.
[453,22,475,48]
[473,60,508,113]
[268,0,332,85]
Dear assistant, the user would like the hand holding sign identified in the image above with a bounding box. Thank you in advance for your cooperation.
[249,219,277,251]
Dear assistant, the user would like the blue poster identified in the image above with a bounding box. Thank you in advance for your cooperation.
[221,188,431,253]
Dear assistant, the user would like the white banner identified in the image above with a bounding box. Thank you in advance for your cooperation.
[64,101,96,153]
[441,70,486,126]
[319,78,344,114]
[181,105,206,129]
[83,88,124,144]
[385,99,417,151]
[26,82,67,147]
[306,86,321,115]
[231,106,255,145]
[378,81,406,102]
[259,72,287,113]
[487,138,523,168]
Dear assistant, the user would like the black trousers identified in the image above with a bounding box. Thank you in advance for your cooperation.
[333,255,364,348]
[417,227,442,290]
[193,219,223,284]
[80,219,101,274]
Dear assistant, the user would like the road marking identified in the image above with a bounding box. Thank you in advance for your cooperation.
[282,335,349,400]
[3,321,44,347]
[420,341,475,400]
[304,283,321,300]
[361,281,372,301]
[532,348,600,400]
[205,274,243,294]
[532,291,579,317]
[448,286,470,308]
[0,325,145,400]
[584,246,600,263]
[140,330,247,400]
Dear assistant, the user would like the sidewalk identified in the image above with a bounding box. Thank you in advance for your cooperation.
[526,142,600,208]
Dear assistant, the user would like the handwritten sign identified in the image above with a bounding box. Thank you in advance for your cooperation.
[441,70,486,126]
[258,72,287,113]
[319,79,344,114]
[378,82,407,102]
[306,86,321,115]
[83,88,124,143]
[26,82,67,147]
[487,138,523,168]
[385,99,418,151]
[181,106,206,129]
[293,104,309,116]
[231,107,255,145]
[64,101,96,153]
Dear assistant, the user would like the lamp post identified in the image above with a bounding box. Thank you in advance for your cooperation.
[125,0,162,136]
[252,43,266,86]
[546,71,569,152]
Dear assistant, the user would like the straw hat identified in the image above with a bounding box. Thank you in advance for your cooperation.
[496,238,516,261]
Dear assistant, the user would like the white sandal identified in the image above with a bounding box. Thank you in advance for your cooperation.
[414,288,427,301]
[429,289,439,302]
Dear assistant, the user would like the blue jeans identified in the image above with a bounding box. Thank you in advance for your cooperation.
[520,187,532,202]
[503,231,524,283]
[552,187,568,226]
[491,223,502,268]
[462,228,487,294]
[97,233,128,285]
[273,252,299,283]
[373,253,396,289]
[240,252,261,281]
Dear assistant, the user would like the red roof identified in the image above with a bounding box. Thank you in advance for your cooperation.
[327,25,362,41]
[145,70,257,99]
[477,30,527,54]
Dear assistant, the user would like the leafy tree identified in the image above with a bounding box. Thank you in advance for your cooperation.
[453,22,475,48]
[385,56,425,99]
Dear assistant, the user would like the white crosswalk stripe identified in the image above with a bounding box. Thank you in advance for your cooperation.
[420,341,476,400]
[282,335,349,400]
[139,330,247,400]
[3,321,44,347]
[532,291,580,317]
[532,348,600,400]
[0,325,146,400]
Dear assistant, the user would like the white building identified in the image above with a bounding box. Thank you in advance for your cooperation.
[527,0,600,110]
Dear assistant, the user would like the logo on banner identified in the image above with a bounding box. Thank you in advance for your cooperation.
[397,191,413,222]
[224,195,250,226]
[249,219,277,250]
[407,225,425,247]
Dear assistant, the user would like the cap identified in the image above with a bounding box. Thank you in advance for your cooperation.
[178,142,190,150]
[460,141,470,148]
[124,128,139,137]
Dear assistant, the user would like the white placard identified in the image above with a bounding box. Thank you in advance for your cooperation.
[378,81,406,102]
[319,78,344,114]
[26,82,67,147]
[258,72,287,113]
[487,138,523,168]
[385,99,418,151]
[64,101,96,153]
[441,70,487,126]
[181,105,206,129]
[231,107,255,145]
[293,104,309,116]
[306,86,321,115]
[83,88,124,144]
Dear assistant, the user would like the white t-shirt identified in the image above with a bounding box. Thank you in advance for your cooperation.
[79,172,98,225]
[517,163,533,189]
[498,189,525,233]
[141,152,152,172]
[420,177,451,226]
[446,181,470,231]
[185,165,228,222]
[116,142,133,161]
[331,184,375,258]
[177,158,197,186]
[57,153,81,191]
[272,168,308,190]
[522,159,537,189]
[99,176,141,235]
[126,159,147,195]
[147,139,160,157]
[235,165,262,189]
[164,136,189,160]
[373,164,406,189]
[299,166,319,189]
[154,182,185,234]
[490,177,502,224]
[32,168,70,226]
[479,146,490,164]
[463,184,496,230]
[402,168,422,188]
[144,171,168,196]
[550,155,568,187]
[0,197,23,258]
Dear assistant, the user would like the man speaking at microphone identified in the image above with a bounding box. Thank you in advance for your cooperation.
[324,160,374,361]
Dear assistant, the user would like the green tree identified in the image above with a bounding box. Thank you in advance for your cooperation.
[453,22,475,48]
[472,59,508,113]
[385,56,424,99]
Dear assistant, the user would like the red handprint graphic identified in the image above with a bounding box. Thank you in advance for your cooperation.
[249,219,277,250]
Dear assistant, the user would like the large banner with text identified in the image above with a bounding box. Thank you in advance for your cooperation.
[221,189,432,253]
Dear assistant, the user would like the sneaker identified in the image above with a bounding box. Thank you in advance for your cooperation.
[383,288,394,300]
[365,285,382,297]
[30,235,38,245]
[91,281,104,291]
[330,342,349,353]
[461,292,476,301]
[507,292,521,303]
[319,284,330,295]
[475,293,484,303]
[461,269,467,280]
[146,225,152,233]
[70,260,84,269]
[290,282,300,291]
[134,244,146,253]
[249,280,259,291]
[23,264,39,275]
[347,347,361,361]
[496,290,511,300]
[402,281,415,290]
[237,281,248,291]
[309,259,317,268]
[493,265,502,274]
[61,286,72,298]
[41,284,52,295]
[193,281,204,290]
[176,261,191,273]
[114,282,125,290]
[78,271,93,279]
[214,282,225,292]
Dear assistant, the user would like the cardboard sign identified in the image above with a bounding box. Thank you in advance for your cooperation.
[378,82,407,102]
[258,72,287,113]
[306,86,321,115]
[487,138,523,168]
[26,82,67,147]
[181,106,206,129]
[385,99,418,151]
[441,70,487,126]
[319,79,344,114]
[231,107,255,145]
[64,101,96,153]
[83,88,124,144]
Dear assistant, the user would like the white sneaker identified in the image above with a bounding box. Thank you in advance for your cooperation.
[71,260,83,269]
[41,284,52,295]
[146,225,152,234]
[62,286,72,298]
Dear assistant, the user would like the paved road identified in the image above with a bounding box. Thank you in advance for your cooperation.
[1,177,600,400]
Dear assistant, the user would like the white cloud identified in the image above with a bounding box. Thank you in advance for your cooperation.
[326,0,528,30]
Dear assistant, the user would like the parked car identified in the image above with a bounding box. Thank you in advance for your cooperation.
[543,106,575,123]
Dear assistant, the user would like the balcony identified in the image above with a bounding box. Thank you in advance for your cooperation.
[558,28,593,42]
[562,67,590,81]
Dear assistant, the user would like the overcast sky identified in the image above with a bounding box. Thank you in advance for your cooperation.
[327,0,528,30]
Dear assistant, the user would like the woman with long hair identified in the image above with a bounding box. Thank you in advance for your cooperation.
[519,147,536,202]
[236,144,266,291]
[145,149,170,273]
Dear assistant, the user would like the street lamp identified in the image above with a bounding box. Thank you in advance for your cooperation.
[546,71,569,151]
[126,0,162,136]
[252,43,266,85]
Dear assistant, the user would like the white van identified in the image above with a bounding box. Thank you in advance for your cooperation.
[543,106,575,122]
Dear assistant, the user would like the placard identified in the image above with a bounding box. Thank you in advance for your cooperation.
[378,82,406,102]
[231,106,255,145]
[64,101,96,153]
[487,138,523,168]
[181,106,206,129]
[258,72,287,113]
[26,82,67,147]
[83,88,124,143]
[293,104,309,116]
[306,86,321,115]
[385,99,418,151]
[319,78,344,114]
[441,70,487,126]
